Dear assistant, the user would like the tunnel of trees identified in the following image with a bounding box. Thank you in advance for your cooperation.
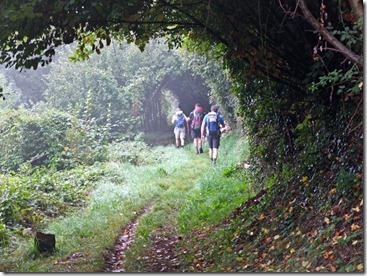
[0,0,363,218]
[0,0,363,272]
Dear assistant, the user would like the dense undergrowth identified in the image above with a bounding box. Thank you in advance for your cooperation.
[177,168,363,272]
[0,131,363,272]
[0,130,171,271]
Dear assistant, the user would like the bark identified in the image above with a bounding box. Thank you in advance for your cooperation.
[298,0,363,67]
[348,0,363,20]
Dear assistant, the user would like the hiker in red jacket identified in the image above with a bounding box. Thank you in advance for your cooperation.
[188,103,205,154]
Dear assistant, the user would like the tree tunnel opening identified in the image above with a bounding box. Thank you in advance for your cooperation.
[141,70,211,134]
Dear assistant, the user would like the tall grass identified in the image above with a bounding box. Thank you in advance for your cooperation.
[1,132,251,272]
[177,133,251,233]
[122,132,252,271]
[1,142,202,272]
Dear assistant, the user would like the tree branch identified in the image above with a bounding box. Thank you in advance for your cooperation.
[298,0,363,67]
[348,0,363,20]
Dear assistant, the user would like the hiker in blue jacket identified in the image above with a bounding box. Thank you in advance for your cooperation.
[172,107,189,148]
[201,105,225,165]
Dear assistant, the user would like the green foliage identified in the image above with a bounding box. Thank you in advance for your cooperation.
[0,108,70,171]
[0,223,8,246]
[106,136,156,166]
[0,108,109,171]
[0,163,104,229]
[178,134,250,233]
[0,73,20,110]
[309,65,362,96]
[335,168,358,197]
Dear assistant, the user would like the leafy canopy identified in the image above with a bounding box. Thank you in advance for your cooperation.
[0,0,362,94]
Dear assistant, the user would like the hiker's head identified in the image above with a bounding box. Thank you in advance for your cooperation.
[195,103,201,108]
[211,105,219,113]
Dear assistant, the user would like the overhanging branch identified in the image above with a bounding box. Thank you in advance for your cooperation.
[298,0,363,67]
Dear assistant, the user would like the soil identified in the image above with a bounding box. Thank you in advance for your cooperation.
[104,206,182,272]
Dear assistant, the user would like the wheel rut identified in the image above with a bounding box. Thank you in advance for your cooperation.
[104,205,153,272]
[104,205,183,272]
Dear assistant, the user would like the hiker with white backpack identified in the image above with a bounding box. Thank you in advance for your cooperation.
[201,105,225,165]
[172,107,189,148]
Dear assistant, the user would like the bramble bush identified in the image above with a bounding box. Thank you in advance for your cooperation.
[0,107,109,172]
[0,163,105,245]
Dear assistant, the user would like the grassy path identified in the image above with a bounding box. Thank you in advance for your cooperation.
[2,132,363,272]
[2,133,249,272]
[6,143,211,272]
[112,134,250,272]
[105,144,212,272]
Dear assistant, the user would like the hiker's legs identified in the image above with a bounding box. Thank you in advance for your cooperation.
[212,148,218,159]
[207,135,214,160]
[174,127,180,147]
[198,137,203,153]
[179,129,186,147]
[211,137,220,164]
[192,130,201,153]
[193,138,198,153]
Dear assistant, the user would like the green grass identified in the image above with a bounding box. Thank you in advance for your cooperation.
[177,134,250,232]
[122,133,250,271]
[0,140,210,271]
[1,132,251,272]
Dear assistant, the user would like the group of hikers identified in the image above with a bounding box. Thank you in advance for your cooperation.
[171,103,225,165]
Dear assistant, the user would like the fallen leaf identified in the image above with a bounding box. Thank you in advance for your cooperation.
[274,235,280,240]
[302,261,310,267]
[352,206,360,212]
[262,227,269,234]
[258,213,266,221]
[324,217,330,224]
[356,263,363,271]
[329,265,336,272]
[351,224,360,231]
[290,248,295,254]
[226,247,233,253]
[236,257,245,262]
[343,214,352,220]
[329,188,336,195]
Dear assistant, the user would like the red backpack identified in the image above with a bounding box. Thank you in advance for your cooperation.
[191,109,204,130]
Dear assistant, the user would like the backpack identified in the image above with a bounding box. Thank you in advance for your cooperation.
[206,112,219,135]
[191,109,204,130]
[175,112,185,128]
